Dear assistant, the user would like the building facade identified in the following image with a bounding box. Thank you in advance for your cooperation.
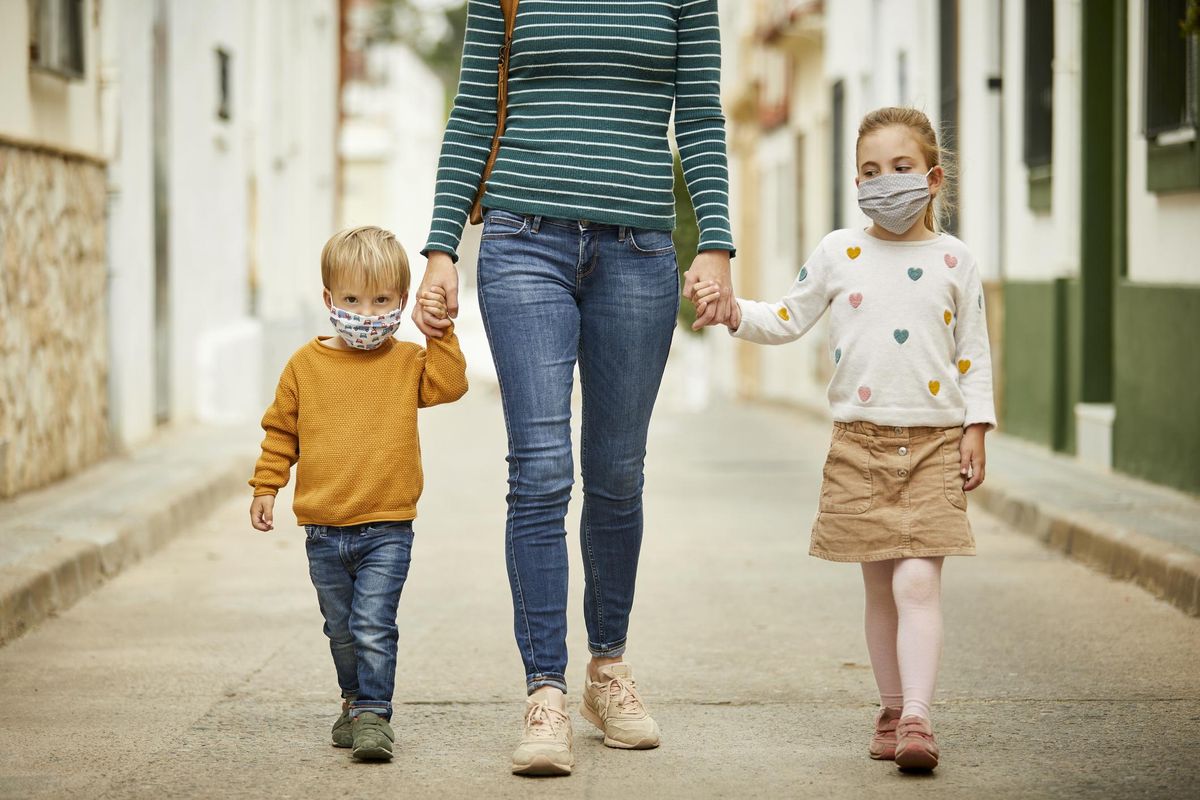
[719,0,1200,494]
[0,0,339,499]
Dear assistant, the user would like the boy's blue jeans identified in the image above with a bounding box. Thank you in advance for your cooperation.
[304,521,414,720]
[476,209,679,694]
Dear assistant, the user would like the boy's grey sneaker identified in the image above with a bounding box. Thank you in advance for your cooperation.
[331,707,353,748]
[350,712,394,761]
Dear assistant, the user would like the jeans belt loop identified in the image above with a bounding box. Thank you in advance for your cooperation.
[531,215,542,234]
[619,226,629,242]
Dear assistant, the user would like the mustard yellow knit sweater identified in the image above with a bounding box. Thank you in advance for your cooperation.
[249,332,468,526]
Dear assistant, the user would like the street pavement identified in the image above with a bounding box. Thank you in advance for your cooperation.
[1,382,1198,799]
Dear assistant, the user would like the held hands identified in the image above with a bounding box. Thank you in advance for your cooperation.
[690,280,740,331]
[418,285,449,324]
[412,251,459,338]
[250,495,275,532]
[959,424,988,491]
[682,251,735,331]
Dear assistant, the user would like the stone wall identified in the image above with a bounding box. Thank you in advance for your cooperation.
[0,142,109,498]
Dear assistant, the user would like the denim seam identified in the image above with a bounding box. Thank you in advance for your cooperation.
[476,258,543,679]
[578,359,606,647]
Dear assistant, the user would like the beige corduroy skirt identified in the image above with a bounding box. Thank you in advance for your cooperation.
[809,421,976,563]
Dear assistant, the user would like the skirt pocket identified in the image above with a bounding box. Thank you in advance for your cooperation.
[941,434,968,510]
[819,431,874,515]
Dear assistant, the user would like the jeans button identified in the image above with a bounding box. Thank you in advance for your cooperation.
[898,446,908,456]
[894,426,903,434]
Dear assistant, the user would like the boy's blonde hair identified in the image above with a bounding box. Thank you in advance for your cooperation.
[321,226,411,295]
[855,107,957,232]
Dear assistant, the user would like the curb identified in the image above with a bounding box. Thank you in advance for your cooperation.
[0,455,248,647]
[973,481,1200,617]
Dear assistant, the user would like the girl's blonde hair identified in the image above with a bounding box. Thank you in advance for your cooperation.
[321,226,411,294]
[855,107,956,232]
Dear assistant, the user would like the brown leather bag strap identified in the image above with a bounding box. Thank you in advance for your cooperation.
[469,0,520,225]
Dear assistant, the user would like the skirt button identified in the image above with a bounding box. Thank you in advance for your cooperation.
[898,446,908,456]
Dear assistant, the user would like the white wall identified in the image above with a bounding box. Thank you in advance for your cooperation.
[0,0,103,156]
[1124,0,1200,286]
[999,0,1073,280]
[102,0,157,448]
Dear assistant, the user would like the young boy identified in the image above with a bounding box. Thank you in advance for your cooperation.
[249,225,467,761]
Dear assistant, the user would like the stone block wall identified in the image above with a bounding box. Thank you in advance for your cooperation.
[0,142,110,498]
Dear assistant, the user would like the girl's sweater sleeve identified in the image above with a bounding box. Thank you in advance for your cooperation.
[419,329,470,408]
[250,363,300,496]
[421,1,506,262]
[954,258,997,429]
[675,0,735,254]
[732,244,831,345]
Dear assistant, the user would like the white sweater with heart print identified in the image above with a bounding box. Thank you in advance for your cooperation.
[731,228,997,429]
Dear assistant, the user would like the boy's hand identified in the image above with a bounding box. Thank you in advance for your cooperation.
[250,495,275,531]
[959,424,988,491]
[418,286,449,325]
[413,252,458,338]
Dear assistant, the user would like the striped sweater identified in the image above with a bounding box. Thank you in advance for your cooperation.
[423,0,735,262]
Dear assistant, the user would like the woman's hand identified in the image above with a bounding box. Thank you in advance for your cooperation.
[682,250,734,331]
[413,251,459,338]
[960,424,988,491]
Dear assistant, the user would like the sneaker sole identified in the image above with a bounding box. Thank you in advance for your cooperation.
[351,745,394,761]
[511,754,573,776]
[869,749,896,761]
[332,739,352,749]
[579,701,661,750]
[895,746,938,771]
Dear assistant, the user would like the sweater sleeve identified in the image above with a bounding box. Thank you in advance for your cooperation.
[250,363,300,496]
[675,0,735,255]
[731,244,831,345]
[419,328,470,408]
[421,0,507,262]
[954,258,997,429]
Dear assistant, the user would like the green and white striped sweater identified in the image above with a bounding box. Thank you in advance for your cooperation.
[422,0,735,262]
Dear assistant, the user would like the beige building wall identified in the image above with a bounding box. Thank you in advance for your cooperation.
[0,0,110,497]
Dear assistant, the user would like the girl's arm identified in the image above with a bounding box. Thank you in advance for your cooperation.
[421,1,506,263]
[729,248,832,345]
[954,258,997,430]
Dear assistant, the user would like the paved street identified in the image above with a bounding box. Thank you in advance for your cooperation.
[1,383,1198,799]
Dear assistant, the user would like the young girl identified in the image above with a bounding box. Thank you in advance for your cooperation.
[694,107,995,771]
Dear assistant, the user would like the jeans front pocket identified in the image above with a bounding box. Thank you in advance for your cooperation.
[819,431,874,514]
[481,210,529,240]
[626,227,676,256]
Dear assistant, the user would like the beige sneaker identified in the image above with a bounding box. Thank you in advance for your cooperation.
[580,663,661,749]
[511,699,574,776]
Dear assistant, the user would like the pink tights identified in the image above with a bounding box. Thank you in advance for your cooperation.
[861,557,944,720]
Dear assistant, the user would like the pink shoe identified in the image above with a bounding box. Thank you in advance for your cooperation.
[894,715,940,771]
[869,706,902,760]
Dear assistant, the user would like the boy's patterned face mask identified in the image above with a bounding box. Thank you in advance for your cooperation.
[329,305,404,350]
[857,169,934,234]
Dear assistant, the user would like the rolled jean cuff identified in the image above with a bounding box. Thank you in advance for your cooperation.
[526,673,568,695]
[588,637,627,659]
[349,700,392,720]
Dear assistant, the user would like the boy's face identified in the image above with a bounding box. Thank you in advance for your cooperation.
[323,282,407,318]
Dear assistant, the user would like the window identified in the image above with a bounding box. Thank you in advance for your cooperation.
[28,0,85,80]
[216,48,232,122]
[1023,0,1054,210]
[832,80,845,230]
[1144,0,1200,192]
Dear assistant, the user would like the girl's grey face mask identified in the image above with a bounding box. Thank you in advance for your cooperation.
[857,169,934,234]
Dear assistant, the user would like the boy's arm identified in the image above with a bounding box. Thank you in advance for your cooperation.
[249,364,300,496]
[730,247,831,345]
[419,327,469,408]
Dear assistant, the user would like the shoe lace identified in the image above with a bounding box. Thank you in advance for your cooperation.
[524,701,568,739]
[604,675,645,715]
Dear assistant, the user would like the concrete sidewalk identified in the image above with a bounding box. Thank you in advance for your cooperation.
[972,434,1200,616]
[0,425,257,645]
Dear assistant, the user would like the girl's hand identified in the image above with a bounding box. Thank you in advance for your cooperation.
[682,250,734,330]
[959,424,988,491]
[691,280,721,318]
[419,286,449,322]
[250,495,275,532]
